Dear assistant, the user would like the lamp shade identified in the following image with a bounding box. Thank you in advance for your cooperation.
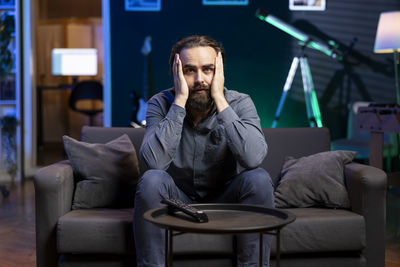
[374,11,400,53]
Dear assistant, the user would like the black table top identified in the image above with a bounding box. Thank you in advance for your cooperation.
[143,203,296,234]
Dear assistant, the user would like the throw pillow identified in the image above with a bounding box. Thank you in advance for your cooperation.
[63,134,140,209]
[274,150,357,209]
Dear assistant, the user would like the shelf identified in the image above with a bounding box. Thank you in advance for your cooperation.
[0,100,16,105]
[0,6,14,10]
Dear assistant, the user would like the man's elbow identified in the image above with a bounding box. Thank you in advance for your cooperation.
[139,152,169,171]
[243,144,267,169]
[242,157,264,169]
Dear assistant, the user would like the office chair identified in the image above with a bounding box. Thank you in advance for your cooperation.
[0,184,9,198]
[331,101,398,171]
[69,80,103,126]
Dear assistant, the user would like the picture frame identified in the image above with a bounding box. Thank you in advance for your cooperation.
[289,0,326,11]
[125,0,161,12]
[202,0,249,6]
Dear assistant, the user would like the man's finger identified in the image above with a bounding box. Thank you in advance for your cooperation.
[177,56,184,77]
[173,54,179,76]
[217,52,223,75]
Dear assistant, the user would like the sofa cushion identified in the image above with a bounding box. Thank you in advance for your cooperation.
[57,209,135,254]
[57,208,365,256]
[275,150,356,208]
[63,134,140,209]
[57,209,233,255]
[271,208,366,254]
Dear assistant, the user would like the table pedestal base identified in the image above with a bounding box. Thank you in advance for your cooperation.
[164,229,282,267]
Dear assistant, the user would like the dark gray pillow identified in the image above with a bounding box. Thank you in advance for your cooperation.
[274,150,357,209]
[63,134,140,209]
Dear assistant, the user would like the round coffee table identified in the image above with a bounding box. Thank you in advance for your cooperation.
[144,203,296,267]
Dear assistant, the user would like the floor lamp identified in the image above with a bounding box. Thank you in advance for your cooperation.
[373,11,400,105]
[373,11,400,182]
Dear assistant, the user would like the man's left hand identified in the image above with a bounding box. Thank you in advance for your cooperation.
[211,52,229,112]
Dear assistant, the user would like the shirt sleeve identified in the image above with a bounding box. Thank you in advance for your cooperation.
[217,95,268,170]
[139,96,186,170]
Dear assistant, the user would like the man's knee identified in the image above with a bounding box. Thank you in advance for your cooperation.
[241,168,273,190]
[136,169,173,197]
[239,168,274,205]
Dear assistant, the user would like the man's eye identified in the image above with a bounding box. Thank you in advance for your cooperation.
[203,67,214,73]
[184,69,195,74]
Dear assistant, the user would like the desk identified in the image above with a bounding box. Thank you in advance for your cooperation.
[144,204,295,267]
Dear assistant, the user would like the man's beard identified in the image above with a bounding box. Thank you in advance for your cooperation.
[186,83,214,112]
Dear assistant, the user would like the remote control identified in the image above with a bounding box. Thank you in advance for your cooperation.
[161,198,209,223]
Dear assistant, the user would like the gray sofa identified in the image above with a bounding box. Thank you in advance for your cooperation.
[34,126,387,267]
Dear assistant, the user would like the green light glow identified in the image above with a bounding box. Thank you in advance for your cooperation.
[308,42,332,56]
[266,17,307,42]
[310,91,323,127]
[256,14,264,20]
[306,42,343,61]
[328,40,339,48]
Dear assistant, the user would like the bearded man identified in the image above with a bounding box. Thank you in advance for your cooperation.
[133,35,275,267]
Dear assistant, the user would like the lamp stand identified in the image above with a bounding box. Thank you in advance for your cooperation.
[394,50,400,105]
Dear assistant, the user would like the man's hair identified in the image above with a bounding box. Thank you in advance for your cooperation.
[169,35,225,74]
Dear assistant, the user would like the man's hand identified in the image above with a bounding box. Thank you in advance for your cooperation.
[173,54,189,108]
[211,52,229,112]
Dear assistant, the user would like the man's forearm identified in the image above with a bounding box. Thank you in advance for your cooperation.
[218,100,267,169]
[140,104,186,170]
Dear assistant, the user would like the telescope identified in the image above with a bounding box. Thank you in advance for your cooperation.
[255,8,342,61]
[255,8,329,128]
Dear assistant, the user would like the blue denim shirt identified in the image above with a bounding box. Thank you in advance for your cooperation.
[139,88,267,200]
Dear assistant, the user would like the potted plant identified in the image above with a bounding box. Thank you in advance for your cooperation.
[0,115,18,181]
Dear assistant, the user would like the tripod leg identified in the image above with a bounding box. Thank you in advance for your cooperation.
[300,57,323,127]
[271,57,300,128]
[300,58,315,127]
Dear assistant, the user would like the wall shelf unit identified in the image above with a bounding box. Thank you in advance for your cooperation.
[0,1,18,182]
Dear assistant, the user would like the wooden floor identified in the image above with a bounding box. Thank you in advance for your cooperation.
[0,142,400,267]
[387,241,400,267]
[0,180,36,267]
[386,182,400,267]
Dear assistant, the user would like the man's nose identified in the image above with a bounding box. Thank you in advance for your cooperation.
[195,71,204,83]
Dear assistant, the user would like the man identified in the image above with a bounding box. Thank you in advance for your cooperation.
[134,35,274,267]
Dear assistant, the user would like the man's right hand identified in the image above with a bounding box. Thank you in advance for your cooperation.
[173,53,189,108]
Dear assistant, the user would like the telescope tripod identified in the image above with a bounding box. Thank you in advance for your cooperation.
[271,54,323,128]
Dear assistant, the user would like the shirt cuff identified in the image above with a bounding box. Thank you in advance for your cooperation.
[217,106,239,127]
[166,103,186,123]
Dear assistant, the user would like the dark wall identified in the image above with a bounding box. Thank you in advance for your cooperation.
[109,0,399,139]
[110,1,291,128]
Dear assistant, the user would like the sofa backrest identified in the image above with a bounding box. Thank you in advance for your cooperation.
[261,127,330,184]
[81,126,331,185]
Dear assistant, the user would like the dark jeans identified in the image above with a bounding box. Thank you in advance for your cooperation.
[133,168,275,267]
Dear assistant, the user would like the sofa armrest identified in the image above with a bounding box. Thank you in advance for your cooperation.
[344,162,387,267]
[34,160,75,267]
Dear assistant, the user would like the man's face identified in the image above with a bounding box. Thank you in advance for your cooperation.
[179,46,217,112]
